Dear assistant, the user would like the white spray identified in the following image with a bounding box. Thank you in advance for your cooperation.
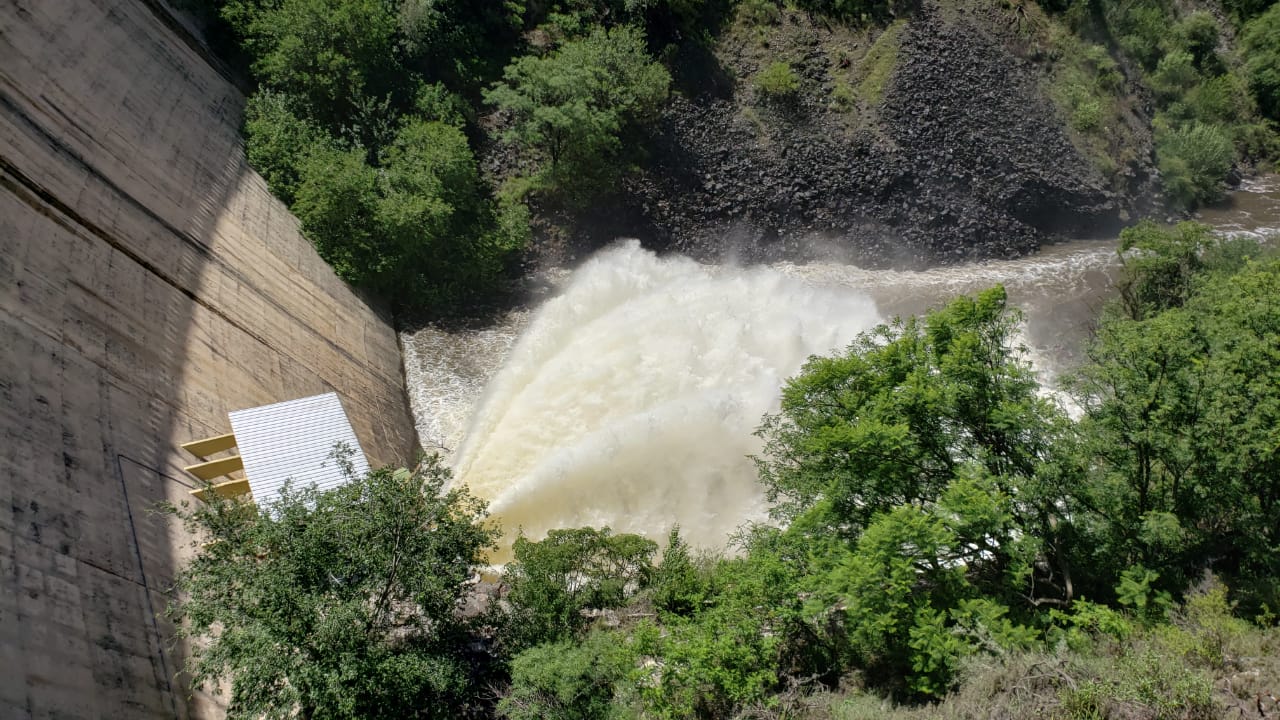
[448,241,883,556]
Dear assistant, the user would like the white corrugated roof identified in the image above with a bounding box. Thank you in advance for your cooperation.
[228,392,371,508]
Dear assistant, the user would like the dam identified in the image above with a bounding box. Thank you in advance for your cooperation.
[0,1,417,717]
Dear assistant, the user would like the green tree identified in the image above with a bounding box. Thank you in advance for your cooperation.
[753,286,1061,537]
[165,457,498,720]
[1156,121,1234,208]
[499,631,636,720]
[633,548,812,718]
[1242,4,1280,121]
[243,90,330,205]
[485,25,670,201]
[756,61,800,99]
[221,0,404,133]
[809,475,1040,697]
[290,118,528,310]
[502,527,658,649]
[293,143,385,284]
[1068,223,1280,606]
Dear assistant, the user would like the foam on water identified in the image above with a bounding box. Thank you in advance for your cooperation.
[446,241,882,555]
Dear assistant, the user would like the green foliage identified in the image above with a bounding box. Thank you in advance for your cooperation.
[222,1,533,313]
[1102,0,1169,71]
[221,0,404,134]
[1068,223,1280,606]
[499,631,636,720]
[650,527,709,617]
[1114,220,1210,319]
[485,25,670,203]
[287,117,527,311]
[739,0,782,26]
[756,60,801,98]
[811,475,1040,697]
[754,286,1058,535]
[1242,4,1280,121]
[503,527,658,649]
[1156,121,1234,208]
[856,22,904,108]
[632,549,809,718]
[164,457,497,720]
[1150,50,1200,101]
[243,90,329,205]
[293,143,384,282]
[1116,566,1174,623]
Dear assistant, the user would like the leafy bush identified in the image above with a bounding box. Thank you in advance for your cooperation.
[1106,0,1169,71]
[1169,11,1222,74]
[1071,96,1103,132]
[650,527,710,617]
[486,25,670,203]
[292,118,527,310]
[812,476,1040,697]
[1069,224,1280,606]
[222,0,405,134]
[740,0,782,26]
[633,550,809,718]
[756,60,801,98]
[164,458,498,720]
[1156,121,1234,207]
[753,286,1058,535]
[1150,50,1201,101]
[243,90,329,205]
[1242,4,1280,121]
[503,527,658,650]
[500,631,636,720]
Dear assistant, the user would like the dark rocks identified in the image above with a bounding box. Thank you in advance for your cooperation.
[620,0,1127,268]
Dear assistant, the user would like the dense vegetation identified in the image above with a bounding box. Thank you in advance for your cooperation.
[170,222,1280,718]
[199,0,1280,311]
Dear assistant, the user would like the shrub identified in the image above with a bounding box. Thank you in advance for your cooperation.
[1183,72,1254,125]
[650,527,709,617]
[1156,121,1234,207]
[292,118,528,311]
[1071,97,1103,132]
[485,25,670,204]
[756,60,801,98]
[499,631,635,720]
[831,82,857,111]
[1150,50,1200,101]
[1168,11,1222,74]
[503,527,658,650]
[243,90,329,205]
[1242,4,1280,121]
[796,0,895,24]
[164,458,498,720]
[740,0,782,25]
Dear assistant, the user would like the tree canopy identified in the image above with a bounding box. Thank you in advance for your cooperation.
[485,25,670,202]
[165,457,497,719]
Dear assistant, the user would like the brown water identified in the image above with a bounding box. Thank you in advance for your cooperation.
[402,176,1280,557]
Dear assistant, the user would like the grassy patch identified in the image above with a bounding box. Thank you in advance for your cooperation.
[856,20,905,107]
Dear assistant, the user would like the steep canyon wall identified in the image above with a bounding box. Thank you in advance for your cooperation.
[0,1,417,717]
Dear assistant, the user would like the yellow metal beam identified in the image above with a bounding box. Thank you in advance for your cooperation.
[184,454,244,481]
[189,478,252,503]
[181,432,237,459]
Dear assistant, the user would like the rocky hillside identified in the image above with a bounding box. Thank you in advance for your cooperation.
[545,0,1149,267]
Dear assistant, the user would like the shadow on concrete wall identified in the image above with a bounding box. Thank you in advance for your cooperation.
[0,2,416,718]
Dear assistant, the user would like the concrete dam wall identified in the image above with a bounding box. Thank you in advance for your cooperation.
[0,1,418,717]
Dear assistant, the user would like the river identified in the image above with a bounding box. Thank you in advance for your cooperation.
[401,176,1280,558]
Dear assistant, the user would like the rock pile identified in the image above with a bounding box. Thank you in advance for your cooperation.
[624,0,1128,267]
